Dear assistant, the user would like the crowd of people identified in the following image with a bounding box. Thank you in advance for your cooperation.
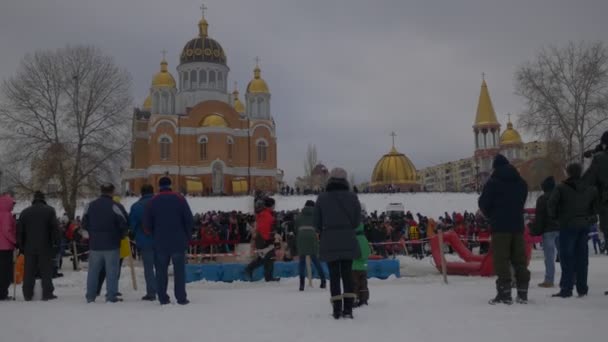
[1,132,608,318]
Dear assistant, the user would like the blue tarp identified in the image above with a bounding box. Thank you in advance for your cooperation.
[185,259,400,283]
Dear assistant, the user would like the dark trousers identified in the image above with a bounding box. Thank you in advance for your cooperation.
[155,252,187,304]
[97,258,123,296]
[491,233,530,294]
[0,250,13,299]
[352,270,369,303]
[600,208,608,254]
[246,249,276,281]
[327,260,354,300]
[559,227,589,295]
[298,255,325,280]
[23,253,55,300]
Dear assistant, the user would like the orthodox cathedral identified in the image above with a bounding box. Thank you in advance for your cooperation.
[123,9,278,195]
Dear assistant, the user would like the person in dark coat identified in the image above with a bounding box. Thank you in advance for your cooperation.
[244,197,279,282]
[0,191,16,301]
[478,154,529,305]
[314,168,361,319]
[583,131,608,256]
[549,163,600,298]
[83,184,128,303]
[143,177,194,305]
[129,184,156,301]
[17,191,60,301]
[531,176,561,288]
[295,200,326,291]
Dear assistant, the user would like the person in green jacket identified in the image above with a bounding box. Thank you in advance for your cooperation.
[352,222,371,307]
[295,200,326,291]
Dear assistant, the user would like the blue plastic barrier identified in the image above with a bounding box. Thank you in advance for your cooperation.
[185,259,400,283]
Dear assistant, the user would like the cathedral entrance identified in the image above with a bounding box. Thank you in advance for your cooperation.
[212,162,224,194]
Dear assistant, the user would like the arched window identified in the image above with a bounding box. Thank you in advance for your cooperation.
[217,71,223,89]
[190,70,198,89]
[183,72,189,89]
[209,70,216,87]
[227,137,234,160]
[199,69,207,86]
[257,140,268,163]
[159,136,171,161]
[199,136,208,160]
[161,92,169,114]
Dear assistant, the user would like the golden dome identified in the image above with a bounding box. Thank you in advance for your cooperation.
[500,120,523,145]
[201,114,228,127]
[232,87,245,113]
[247,65,270,94]
[152,59,176,88]
[474,79,499,127]
[143,95,152,110]
[371,146,418,187]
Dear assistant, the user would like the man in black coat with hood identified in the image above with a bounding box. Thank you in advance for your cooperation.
[17,191,60,301]
[478,154,529,305]
[314,168,361,319]
[583,131,608,256]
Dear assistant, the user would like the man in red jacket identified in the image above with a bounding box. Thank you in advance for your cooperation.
[244,197,279,282]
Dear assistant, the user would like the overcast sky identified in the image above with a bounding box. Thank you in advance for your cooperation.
[1,0,607,184]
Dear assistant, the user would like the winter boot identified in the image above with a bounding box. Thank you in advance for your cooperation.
[299,277,305,292]
[342,294,356,319]
[538,282,554,288]
[516,289,528,304]
[320,279,326,289]
[551,290,572,298]
[489,283,513,305]
[331,296,343,320]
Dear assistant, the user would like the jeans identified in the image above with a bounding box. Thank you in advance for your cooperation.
[558,227,590,295]
[542,231,560,284]
[140,248,157,298]
[327,260,354,300]
[298,255,325,280]
[155,252,187,304]
[86,249,120,302]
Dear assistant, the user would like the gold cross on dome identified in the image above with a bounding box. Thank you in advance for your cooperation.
[482,72,486,81]
[161,49,167,60]
[233,81,238,91]
[390,131,397,147]
[254,56,261,67]
[507,113,512,123]
[200,3,207,18]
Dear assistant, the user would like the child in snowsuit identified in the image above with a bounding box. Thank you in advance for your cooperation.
[352,223,371,307]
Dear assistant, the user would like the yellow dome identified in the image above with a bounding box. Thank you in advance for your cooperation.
[500,121,523,145]
[201,114,228,127]
[151,59,176,88]
[143,95,152,110]
[371,146,418,187]
[247,65,270,94]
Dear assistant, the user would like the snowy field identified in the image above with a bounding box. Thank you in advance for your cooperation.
[1,255,606,342]
[13,192,540,219]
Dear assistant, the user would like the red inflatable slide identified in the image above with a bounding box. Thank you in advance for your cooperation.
[430,231,494,276]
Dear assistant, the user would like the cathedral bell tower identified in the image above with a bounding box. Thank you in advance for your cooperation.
[473,75,501,173]
[245,58,271,120]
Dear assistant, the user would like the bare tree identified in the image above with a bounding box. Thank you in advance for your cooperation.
[516,41,608,164]
[303,144,318,189]
[0,45,132,218]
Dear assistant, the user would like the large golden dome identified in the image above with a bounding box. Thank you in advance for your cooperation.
[151,59,176,88]
[247,65,270,94]
[180,16,227,66]
[200,114,228,127]
[371,146,419,188]
[500,121,523,145]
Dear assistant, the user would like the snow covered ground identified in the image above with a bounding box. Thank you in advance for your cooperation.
[13,192,540,219]
[1,254,606,342]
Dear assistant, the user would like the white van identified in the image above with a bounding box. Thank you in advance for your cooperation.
[385,202,405,216]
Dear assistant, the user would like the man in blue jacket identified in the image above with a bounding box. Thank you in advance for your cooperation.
[143,177,194,305]
[83,183,128,303]
[479,154,529,305]
[129,184,155,301]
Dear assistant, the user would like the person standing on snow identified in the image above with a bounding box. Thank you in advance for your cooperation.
[314,168,361,319]
[295,200,326,291]
[143,177,194,305]
[244,197,279,282]
[83,184,129,303]
[352,215,371,307]
[478,154,529,305]
[18,191,60,301]
[531,176,560,288]
[0,191,17,300]
[129,184,156,301]
[549,163,599,298]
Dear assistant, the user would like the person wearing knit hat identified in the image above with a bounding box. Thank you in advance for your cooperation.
[314,166,361,319]
[479,154,530,305]
[532,176,560,288]
[295,199,326,291]
[17,191,60,301]
[158,177,172,191]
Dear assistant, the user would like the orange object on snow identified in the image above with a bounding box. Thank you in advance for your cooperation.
[14,254,24,284]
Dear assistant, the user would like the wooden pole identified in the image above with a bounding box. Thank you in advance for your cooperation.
[127,241,138,291]
[72,240,80,271]
[306,256,312,287]
[437,228,449,284]
[12,250,18,300]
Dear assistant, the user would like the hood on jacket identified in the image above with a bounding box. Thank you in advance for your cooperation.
[356,224,364,234]
[0,195,14,213]
[491,164,522,182]
[300,206,314,216]
[541,176,556,193]
[326,178,350,192]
